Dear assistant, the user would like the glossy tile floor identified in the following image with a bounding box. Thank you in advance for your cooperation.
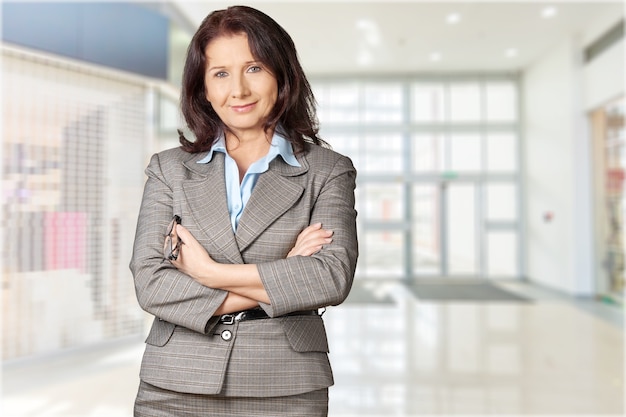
[3,280,624,416]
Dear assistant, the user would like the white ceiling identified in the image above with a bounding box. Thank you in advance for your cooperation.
[170,1,624,74]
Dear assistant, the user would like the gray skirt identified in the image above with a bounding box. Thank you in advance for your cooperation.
[134,380,329,417]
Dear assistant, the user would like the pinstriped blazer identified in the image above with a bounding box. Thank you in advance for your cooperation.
[129,143,358,397]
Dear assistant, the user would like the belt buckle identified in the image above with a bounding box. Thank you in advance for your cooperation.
[220,311,247,324]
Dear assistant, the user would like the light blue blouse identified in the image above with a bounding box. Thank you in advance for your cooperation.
[197,132,301,231]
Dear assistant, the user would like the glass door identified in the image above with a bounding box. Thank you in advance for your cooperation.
[411,181,480,277]
[446,182,478,275]
[412,184,441,274]
[412,179,518,278]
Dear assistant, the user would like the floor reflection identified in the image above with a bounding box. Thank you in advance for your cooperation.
[327,280,623,416]
[3,280,624,416]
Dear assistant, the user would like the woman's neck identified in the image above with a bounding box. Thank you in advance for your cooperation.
[224,128,274,181]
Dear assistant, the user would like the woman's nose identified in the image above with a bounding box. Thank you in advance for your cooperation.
[231,74,250,98]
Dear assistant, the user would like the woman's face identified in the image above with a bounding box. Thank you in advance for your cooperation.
[204,33,278,137]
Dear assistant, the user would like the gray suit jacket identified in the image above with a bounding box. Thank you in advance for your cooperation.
[129,144,358,397]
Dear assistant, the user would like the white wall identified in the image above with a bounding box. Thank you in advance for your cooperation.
[523,15,624,296]
[523,37,581,294]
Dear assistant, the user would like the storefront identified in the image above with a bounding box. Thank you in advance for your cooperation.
[592,96,625,304]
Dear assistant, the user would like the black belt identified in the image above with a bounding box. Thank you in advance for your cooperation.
[218,308,319,325]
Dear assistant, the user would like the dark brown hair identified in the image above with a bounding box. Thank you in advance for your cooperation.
[178,5,323,154]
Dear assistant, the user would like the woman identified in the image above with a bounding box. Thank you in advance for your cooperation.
[129,5,358,416]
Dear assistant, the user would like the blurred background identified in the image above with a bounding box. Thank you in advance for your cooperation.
[1,1,624,416]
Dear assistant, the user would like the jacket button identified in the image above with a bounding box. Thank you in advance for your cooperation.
[221,330,232,341]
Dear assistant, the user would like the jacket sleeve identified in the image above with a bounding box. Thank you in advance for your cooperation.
[129,152,226,334]
[256,155,358,317]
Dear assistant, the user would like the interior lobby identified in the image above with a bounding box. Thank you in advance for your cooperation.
[2,1,624,416]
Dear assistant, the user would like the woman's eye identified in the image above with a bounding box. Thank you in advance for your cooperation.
[215,71,228,78]
[248,66,262,73]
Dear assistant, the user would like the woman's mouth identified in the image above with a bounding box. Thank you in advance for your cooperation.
[231,102,256,113]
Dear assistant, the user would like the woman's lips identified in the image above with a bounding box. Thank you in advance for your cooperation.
[231,102,256,113]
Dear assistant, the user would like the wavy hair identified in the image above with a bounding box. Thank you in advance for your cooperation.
[178,5,323,154]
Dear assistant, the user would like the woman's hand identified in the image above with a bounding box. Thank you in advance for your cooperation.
[170,224,215,284]
[287,223,333,257]
[172,224,268,303]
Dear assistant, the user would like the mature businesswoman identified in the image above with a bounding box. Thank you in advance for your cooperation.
[129,5,358,416]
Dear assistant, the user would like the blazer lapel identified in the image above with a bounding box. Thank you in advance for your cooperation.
[182,153,243,265]
[235,156,309,252]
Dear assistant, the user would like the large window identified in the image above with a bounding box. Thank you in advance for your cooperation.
[313,76,521,280]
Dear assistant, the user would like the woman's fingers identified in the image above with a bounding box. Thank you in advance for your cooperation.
[173,223,191,243]
[288,224,333,257]
[169,224,214,278]
[296,223,322,239]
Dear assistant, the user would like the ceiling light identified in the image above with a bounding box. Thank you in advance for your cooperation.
[355,18,381,46]
[446,13,461,24]
[356,19,375,31]
[541,6,557,18]
[429,52,442,62]
[505,48,518,58]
